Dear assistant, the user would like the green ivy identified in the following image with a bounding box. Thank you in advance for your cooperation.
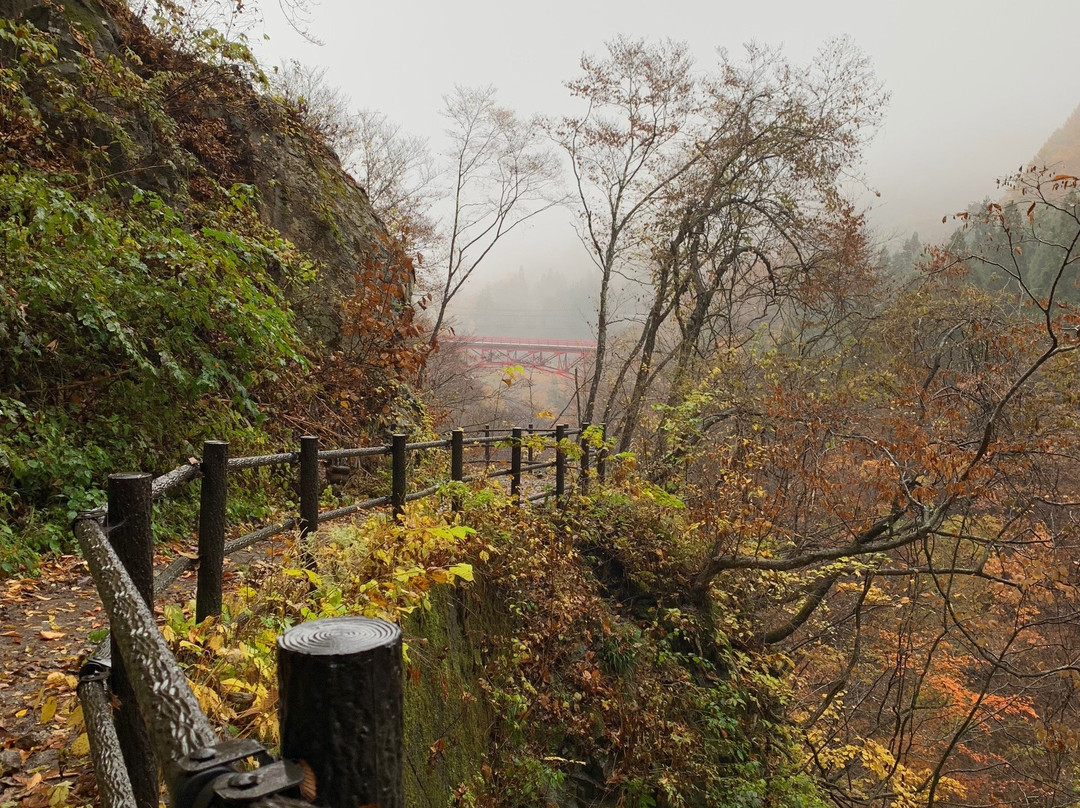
[0,168,307,571]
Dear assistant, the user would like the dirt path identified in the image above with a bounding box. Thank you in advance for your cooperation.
[0,541,280,808]
[0,555,106,807]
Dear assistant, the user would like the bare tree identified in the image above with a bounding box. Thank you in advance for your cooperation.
[346,109,437,246]
[605,40,886,449]
[427,85,562,348]
[549,36,697,425]
[131,0,325,45]
[269,60,358,156]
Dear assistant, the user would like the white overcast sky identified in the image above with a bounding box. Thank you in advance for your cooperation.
[253,0,1080,281]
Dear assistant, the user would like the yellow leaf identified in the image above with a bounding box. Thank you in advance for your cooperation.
[48,781,70,807]
[39,630,65,640]
[40,696,57,724]
[448,563,474,582]
[429,569,451,585]
[66,705,83,728]
[70,733,90,756]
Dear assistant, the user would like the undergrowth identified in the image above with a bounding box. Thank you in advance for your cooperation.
[161,480,827,808]
[0,7,423,572]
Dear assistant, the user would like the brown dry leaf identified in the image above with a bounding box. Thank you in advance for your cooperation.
[38,631,65,640]
[298,760,317,802]
[15,771,43,791]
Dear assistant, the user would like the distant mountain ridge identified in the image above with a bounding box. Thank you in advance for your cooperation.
[1030,101,1080,173]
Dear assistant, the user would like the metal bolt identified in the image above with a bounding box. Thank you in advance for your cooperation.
[228,771,262,789]
[189,747,216,762]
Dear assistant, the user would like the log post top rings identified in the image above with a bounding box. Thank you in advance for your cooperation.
[278,617,401,657]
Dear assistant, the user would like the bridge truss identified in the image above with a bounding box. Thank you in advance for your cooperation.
[442,336,596,381]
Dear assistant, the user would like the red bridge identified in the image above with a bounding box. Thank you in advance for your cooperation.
[442,335,596,380]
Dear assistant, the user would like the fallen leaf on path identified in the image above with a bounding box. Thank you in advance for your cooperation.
[14,771,42,790]
[69,734,89,757]
[40,697,57,724]
[38,631,64,641]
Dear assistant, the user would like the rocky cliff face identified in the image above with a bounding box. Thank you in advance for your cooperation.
[4,0,401,349]
[0,0,423,566]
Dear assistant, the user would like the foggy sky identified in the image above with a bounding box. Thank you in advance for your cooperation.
[255,0,1080,284]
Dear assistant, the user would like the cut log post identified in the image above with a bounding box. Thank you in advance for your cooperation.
[451,429,464,512]
[579,422,591,496]
[451,429,464,482]
[299,435,319,569]
[391,433,407,520]
[299,436,320,539]
[107,473,158,808]
[277,617,404,808]
[527,422,534,470]
[196,440,228,623]
[555,424,566,500]
[596,423,606,484]
[510,427,522,503]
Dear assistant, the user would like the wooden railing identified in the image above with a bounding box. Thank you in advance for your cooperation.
[71,422,606,808]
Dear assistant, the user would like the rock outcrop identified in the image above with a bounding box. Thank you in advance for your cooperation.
[5,0,402,349]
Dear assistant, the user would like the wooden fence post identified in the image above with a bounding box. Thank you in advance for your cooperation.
[596,423,606,485]
[451,429,464,512]
[451,429,464,482]
[107,472,158,808]
[196,440,228,623]
[299,435,320,568]
[483,424,491,470]
[278,617,404,808]
[299,435,320,539]
[580,422,591,496]
[555,424,566,501]
[527,422,534,470]
[391,433,407,520]
[510,427,522,503]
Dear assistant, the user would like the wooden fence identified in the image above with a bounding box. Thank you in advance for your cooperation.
[72,423,606,808]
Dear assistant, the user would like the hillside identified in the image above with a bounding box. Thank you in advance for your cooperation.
[0,0,423,570]
[1030,100,1080,173]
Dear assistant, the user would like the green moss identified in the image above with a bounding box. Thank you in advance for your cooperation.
[402,584,495,808]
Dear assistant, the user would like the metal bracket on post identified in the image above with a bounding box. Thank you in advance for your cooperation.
[172,739,304,808]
